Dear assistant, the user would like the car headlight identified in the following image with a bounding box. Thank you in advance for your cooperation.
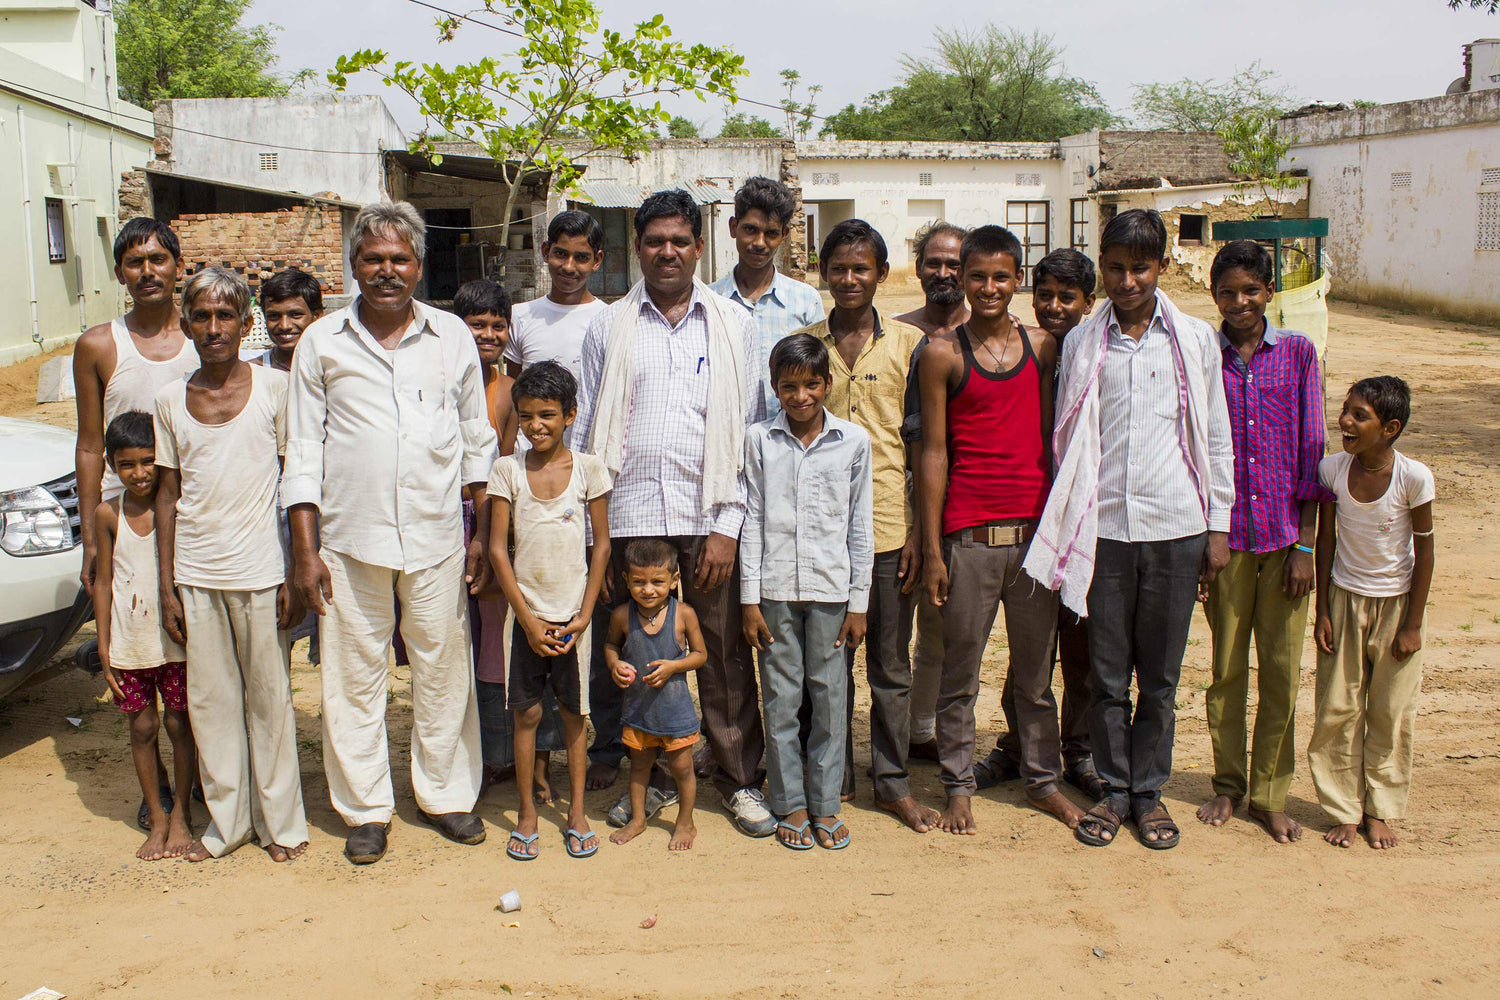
[1,486,72,556]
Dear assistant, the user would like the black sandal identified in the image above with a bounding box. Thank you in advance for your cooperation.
[973,752,1021,790]
[1074,801,1125,847]
[1062,758,1108,800]
[1135,804,1181,851]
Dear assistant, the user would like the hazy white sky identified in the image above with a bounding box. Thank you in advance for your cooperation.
[252,0,1499,133]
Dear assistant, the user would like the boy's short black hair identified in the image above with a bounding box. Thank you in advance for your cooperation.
[768,333,831,385]
[624,537,678,574]
[733,176,797,228]
[104,410,154,458]
[511,360,577,413]
[634,189,702,239]
[452,279,512,323]
[1210,239,1275,289]
[820,219,888,270]
[259,267,324,313]
[1032,248,1096,297]
[1100,209,1168,261]
[913,221,968,265]
[1350,376,1412,441]
[959,225,1024,272]
[547,209,605,252]
[113,217,181,267]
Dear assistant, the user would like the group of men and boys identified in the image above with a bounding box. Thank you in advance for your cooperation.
[76,174,1434,865]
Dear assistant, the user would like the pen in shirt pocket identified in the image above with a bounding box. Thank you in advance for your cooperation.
[696,357,706,374]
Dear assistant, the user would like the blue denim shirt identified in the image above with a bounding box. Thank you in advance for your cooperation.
[741,409,874,612]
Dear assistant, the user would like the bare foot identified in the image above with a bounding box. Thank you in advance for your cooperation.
[1196,794,1239,827]
[777,808,813,848]
[1029,790,1086,829]
[908,738,940,762]
[585,759,619,792]
[1248,805,1302,843]
[484,764,515,790]
[876,795,941,833]
[185,840,213,863]
[1325,822,1359,848]
[534,754,555,805]
[1364,815,1399,849]
[265,841,309,862]
[938,795,978,835]
[137,821,170,861]
[163,814,194,858]
[668,821,696,851]
[609,818,647,846]
[812,815,849,849]
[840,790,855,803]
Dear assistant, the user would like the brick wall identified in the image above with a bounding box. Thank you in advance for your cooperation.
[169,205,345,296]
[1096,131,1234,191]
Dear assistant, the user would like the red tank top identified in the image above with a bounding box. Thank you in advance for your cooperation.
[942,324,1051,534]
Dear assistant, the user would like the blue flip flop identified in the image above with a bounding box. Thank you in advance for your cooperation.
[813,819,850,850]
[776,819,814,851]
[506,830,539,861]
[564,828,599,859]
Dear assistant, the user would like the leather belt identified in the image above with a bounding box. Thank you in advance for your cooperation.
[964,522,1036,547]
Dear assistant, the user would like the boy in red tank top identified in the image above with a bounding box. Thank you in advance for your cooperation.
[917,226,1083,835]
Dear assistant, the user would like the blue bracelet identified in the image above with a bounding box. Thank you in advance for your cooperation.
[1292,543,1315,555]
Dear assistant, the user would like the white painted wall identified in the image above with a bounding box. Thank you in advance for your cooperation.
[163,96,405,206]
[0,0,154,365]
[1285,90,1500,324]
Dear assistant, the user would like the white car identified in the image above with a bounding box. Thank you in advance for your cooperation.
[0,416,90,699]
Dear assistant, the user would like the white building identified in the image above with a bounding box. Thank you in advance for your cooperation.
[1283,85,1500,325]
[0,0,154,366]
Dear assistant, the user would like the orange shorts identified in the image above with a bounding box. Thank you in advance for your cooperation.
[622,725,699,753]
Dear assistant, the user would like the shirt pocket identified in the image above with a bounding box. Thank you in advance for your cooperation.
[1256,376,1299,429]
[1153,378,1182,421]
[809,464,852,522]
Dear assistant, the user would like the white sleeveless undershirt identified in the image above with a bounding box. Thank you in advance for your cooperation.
[107,513,186,669]
[100,318,199,500]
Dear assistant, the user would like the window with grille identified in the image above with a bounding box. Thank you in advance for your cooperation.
[1015,172,1041,187]
[259,152,279,172]
[1070,198,1088,250]
[1178,214,1207,245]
[45,198,66,262]
[1390,171,1412,190]
[1482,167,1500,187]
[918,172,933,186]
[810,171,839,185]
[1478,192,1500,251]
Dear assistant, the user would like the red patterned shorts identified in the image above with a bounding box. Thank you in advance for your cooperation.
[113,662,188,714]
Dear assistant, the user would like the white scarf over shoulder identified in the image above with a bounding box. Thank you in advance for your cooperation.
[587,277,749,513]
[1022,290,1215,615]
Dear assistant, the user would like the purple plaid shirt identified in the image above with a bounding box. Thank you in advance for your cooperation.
[1219,323,1334,553]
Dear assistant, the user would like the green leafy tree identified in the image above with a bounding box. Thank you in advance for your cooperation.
[1449,0,1498,11]
[819,25,1113,141]
[666,115,701,138]
[717,112,782,138]
[778,69,821,139]
[1219,111,1298,216]
[114,0,302,105]
[1131,62,1295,132]
[331,0,744,255]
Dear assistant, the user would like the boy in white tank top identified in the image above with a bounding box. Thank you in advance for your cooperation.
[93,411,197,862]
[154,267,309,864]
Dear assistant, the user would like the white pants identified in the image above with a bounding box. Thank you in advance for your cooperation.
[181,585,309,857]
[319,547,482,826]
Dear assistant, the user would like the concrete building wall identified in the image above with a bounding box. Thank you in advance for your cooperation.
[157,96,404,205]
[796,141,1065,283]
[0,0,154,366]
[1284,90,1500,325]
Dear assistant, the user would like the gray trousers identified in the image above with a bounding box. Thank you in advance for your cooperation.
[760,600,848,817]
[863,549,917,801]
[1086,534,1206,815]
[997,608,1093,768]
[936,531,1060,798]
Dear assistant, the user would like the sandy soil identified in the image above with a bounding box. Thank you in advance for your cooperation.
[3,290,1499,999]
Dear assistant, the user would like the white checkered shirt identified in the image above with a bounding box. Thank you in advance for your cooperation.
[575,286,767,540]
[710,270,825,415]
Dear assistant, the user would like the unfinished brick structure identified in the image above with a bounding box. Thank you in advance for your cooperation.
[169,205,345,296]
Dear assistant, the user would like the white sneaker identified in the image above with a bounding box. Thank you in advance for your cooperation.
[725,786,776,837]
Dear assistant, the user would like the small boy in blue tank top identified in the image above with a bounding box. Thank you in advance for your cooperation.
[606,539,708,851]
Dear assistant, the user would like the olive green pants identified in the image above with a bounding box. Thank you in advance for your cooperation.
[1204,548,1308,812]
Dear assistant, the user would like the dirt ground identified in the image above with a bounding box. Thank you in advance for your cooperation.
[3,289,1499,999]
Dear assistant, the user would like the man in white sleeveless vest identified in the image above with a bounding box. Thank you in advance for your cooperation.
[73,218,201,831]
[284,201,498,865]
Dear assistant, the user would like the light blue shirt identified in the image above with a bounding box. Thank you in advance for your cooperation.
[741,409,874,612]
[711,269,825,415]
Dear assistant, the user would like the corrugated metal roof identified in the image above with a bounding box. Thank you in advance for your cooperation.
[571,179,730,207]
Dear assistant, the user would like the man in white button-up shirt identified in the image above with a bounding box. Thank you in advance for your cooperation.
[574,189,776,838]
[284,201,498,864]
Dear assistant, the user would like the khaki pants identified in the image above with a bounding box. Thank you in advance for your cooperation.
[319,547,482,826]
[181,585,308,857]
[1308,585,1423,825]
[1204,548,1307,812]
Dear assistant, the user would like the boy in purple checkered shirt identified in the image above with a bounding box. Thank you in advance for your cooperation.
[1197,240,1334,843]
